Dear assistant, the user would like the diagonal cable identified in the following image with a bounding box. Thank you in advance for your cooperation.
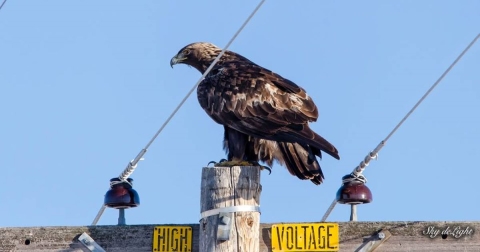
[321,32,480,222]
[91,0,267,226]
[0,0,7,12]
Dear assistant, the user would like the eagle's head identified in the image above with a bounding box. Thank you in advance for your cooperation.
[170,42,223,73]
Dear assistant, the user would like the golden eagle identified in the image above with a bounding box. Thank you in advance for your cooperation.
[170,42,339,185]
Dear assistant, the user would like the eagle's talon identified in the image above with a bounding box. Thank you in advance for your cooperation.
[207,159,228,167]
[261,165,272,175]
[249,161,272,175]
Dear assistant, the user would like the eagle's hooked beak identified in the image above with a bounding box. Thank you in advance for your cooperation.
[170,53,186,68]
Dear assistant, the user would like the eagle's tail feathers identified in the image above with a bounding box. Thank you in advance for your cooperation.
[283,126,340,160]
[277,142,324,185]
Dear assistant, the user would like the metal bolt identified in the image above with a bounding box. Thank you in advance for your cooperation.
[378,232,385,240]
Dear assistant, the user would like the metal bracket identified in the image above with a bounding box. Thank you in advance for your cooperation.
[217,212,233,241]
[356,229,391,252]
[201,205,260,219]
[201,205,260,241]
[78,232,106,252]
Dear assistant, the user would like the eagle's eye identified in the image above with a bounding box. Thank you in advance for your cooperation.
[183,49,191,56]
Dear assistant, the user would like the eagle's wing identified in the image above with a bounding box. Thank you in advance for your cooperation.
[198,61,339,160]
[199,62,316,130]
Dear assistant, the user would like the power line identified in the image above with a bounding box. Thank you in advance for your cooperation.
[321,32,480,222]
[0,0,8,12]
[91,0,267,226]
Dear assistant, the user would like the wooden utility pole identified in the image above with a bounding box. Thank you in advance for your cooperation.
[199,166,262,252]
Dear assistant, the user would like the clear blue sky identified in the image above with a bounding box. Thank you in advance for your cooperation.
[0,1,479,227]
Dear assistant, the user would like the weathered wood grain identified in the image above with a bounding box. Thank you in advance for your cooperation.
[1,167,478,251]
[0,221,479,251]
[199,166,261,252]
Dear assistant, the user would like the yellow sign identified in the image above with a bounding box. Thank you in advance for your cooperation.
[152,226,192,252]
[271,223,339,251]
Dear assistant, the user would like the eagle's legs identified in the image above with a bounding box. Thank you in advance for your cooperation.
[206,159,272,174]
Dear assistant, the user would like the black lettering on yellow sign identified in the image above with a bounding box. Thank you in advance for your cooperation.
[274,224,338,250]
[154,227,190,252]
